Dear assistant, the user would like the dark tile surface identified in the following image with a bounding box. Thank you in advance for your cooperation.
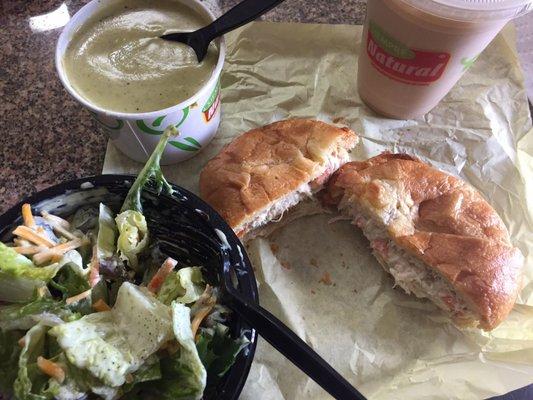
[0,0,367,214]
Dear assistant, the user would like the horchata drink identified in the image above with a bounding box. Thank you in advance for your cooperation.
[358,0,532,119]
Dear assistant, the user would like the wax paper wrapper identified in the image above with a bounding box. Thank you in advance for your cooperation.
[103,22,533,399]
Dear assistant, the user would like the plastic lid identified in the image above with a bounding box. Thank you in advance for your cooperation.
[401,0,533,21]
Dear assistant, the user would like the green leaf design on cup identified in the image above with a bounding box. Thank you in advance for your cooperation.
[136,106,190,135]
[202,80,221,113]
[152,115,166,127]
[369,21,415,60]
[169,137,202,152]
[183,137,201,147]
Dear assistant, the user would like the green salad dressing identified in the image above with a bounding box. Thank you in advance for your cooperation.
[63,0,219,113]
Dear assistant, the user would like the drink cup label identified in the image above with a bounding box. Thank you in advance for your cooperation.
[367,21,450,85]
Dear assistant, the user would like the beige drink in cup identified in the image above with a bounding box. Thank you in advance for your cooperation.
[358,0,532,119]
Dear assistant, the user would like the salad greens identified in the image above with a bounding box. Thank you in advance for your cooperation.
[13,324,50,400]
[0,128,247,400]
[157,266,204,306]
[0,243,59,303]
[115,210,148,271]
[120,126,175,214]
[96,204,117,261]
[0,329,22,393]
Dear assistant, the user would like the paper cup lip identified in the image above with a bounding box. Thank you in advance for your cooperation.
[55,0,226,119]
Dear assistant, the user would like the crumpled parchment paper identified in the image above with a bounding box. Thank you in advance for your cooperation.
[102,21,533,400]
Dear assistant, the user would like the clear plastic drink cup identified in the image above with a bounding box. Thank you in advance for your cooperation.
[358,0,532,119]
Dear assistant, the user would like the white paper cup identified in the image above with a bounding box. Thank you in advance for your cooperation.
[56,0,225,164]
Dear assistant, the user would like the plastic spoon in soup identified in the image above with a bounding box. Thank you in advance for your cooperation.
[160,0,287,62]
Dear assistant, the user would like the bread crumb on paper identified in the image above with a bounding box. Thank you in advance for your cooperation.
[332,116,347,124]
[311,289,316,295]
[280,260,291,270]
[310,258,319,268]
[319,271,333,286]
[270,243,279,254]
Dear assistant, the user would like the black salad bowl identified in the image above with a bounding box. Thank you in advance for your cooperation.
[0,175,258,400]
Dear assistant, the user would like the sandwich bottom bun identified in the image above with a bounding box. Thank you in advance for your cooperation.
[321,153,524,331]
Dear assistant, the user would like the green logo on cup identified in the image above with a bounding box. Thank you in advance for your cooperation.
[369,21,415,60]
[136,106,190,135]
[461,55,478,72]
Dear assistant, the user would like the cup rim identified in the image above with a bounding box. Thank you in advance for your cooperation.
[55,0,226,119]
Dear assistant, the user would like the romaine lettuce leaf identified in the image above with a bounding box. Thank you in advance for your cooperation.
[115,210,149,271]
[46,354,118,400]
[196,324,248,382]
[97,203,117,261]
[49,282,173,387]
[122,303,208,400]
[121,355,162,395]
[0,243,60,282]
[120,127,175,214]
[0,243,60,303]
[13,324,52,400]
[57,251,86,277]
[0,295,76,331]
[164,302,207,399]
[157,267,204,305]
[0,271,46,303]
[0,329,23,394]
[50,264,90,299]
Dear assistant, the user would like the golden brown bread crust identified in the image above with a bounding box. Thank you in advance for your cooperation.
[200,119,358,236]
[322,153,523,330]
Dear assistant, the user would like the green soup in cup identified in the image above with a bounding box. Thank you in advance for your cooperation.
[56,0,225,164]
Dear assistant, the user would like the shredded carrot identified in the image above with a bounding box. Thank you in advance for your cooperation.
[32,237,87,265]
[191,285,216,338]
[147,257,177,293]
[13,238,31,247]
[50,224,77,241]
[162,340,180,355]
[88,245,100,288]
[66,289,92,305]
[41,211,70,229]
[13,225,55,248]
[37,356,65,383]
[41,212,77,240]
[92,299,111,312]
[191,304,215,338]
[22,204,35,228]
[52,237,87,253]
[12,245,47,255]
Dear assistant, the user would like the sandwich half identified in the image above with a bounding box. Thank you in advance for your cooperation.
[321,153,523,330]
[200,119,358,241]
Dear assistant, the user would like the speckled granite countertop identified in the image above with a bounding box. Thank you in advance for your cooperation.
[0,0,366,213]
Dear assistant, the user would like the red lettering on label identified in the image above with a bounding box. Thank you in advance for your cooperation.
[367,30,450,85]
